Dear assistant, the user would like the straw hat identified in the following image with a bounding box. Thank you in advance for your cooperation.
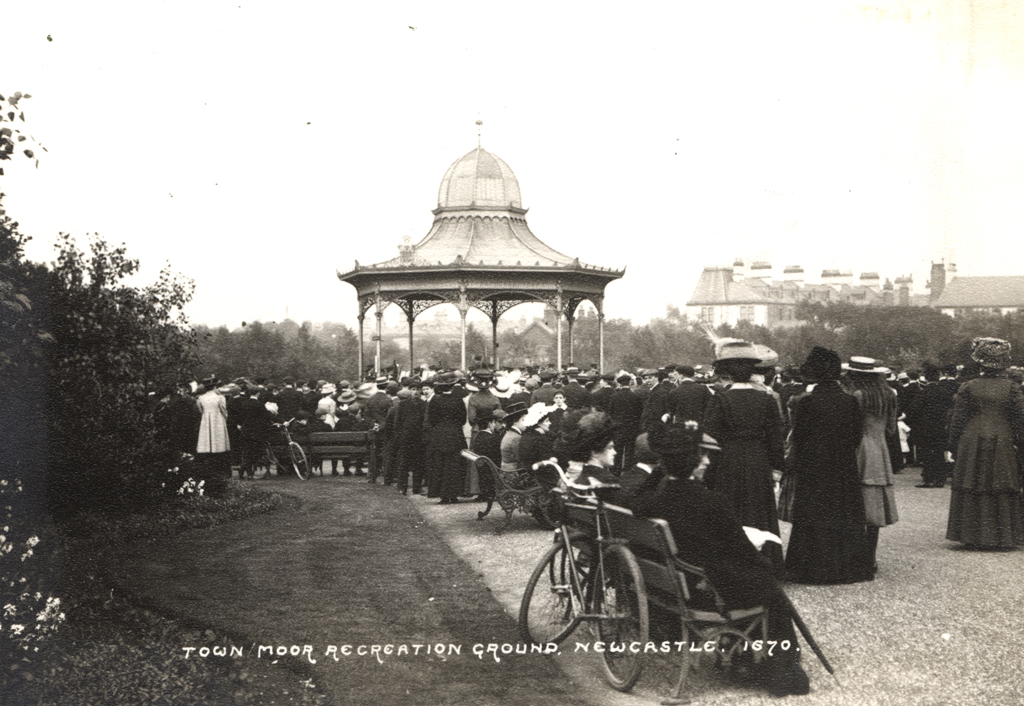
[713,340,761,364]
[842,356,891,375]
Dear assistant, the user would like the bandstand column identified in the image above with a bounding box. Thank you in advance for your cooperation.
[555,285,563,371]
[357,311,365,378]
[458,285,469,372]
[375,308,383,376]
[567,314,575,366]
[598,311,606,373]
[407,309,415,376]
[491,307,500,369]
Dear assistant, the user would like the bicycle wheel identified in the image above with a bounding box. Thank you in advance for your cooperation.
[594,543,648,691]
[519,540,586,645]
[290,442,311,480]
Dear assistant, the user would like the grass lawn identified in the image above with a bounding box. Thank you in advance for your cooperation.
[3,483,327,706]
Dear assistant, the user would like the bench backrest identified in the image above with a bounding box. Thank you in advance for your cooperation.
[602,504,692,603]
[462,450,542,493]
[307,431,373,453]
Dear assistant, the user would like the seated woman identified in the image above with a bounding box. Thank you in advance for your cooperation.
[628,421,810,698]
[517,403,559,489]
[553,409,620,499]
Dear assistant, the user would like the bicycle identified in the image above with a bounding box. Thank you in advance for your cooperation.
[255,419,311,480]
[518,459,648,691]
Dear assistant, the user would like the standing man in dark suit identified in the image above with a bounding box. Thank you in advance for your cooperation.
[276,377,303,422]
[633,368,658,409]
[608,373,644,474]
[641,366,676,432]
[561,365,592,410]
[668,364,713,424]
[590,373,615,412]
[393,379,427,493]
[907,363,960,488]
[364,375,394,483]
[531,369,558,404]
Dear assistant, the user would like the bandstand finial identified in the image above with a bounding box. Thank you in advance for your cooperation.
[476,118,483,148]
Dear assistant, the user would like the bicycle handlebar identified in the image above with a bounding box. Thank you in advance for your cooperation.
[532,458,620,493]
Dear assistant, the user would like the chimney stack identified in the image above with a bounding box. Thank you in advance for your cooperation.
[929,261,947,302]
[783,265,805,286]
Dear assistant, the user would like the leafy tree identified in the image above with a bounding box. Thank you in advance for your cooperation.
[45,233,201,514]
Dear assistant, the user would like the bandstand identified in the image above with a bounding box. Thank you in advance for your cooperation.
[337,145,623,375]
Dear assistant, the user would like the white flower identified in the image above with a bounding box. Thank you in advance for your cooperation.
[9,624,24,635]
[25,536,39,548]
[3,604,15,617]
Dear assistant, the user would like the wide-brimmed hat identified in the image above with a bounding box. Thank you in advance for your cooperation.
[338,388,357,404]
[355,382,377,399]
[843,356,891,375]
[714,341,761,364]
[502,400,530,423]
[473,367,494,380]
[971,337,1011,369]
[434,371,459,388]
[320,383,337,396]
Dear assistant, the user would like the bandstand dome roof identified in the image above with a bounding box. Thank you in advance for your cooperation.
[338,144,622,284]
[437,147,522,209]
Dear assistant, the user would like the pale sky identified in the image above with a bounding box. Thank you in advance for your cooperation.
[4,1,1024,330]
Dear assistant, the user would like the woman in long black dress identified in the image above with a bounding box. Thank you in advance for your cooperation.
[424,372,468,504]
[784,347,870,583]
[702,341,786,576]
[946,337,1024,547]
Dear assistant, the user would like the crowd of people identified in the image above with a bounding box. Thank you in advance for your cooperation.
[151,334,1024,697]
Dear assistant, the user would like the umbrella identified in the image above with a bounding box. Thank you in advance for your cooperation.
[778,590,842,688]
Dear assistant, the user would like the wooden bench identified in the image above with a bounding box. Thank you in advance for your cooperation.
[304,430,376,476]
[460,451,563,531]
[600,503,770,704]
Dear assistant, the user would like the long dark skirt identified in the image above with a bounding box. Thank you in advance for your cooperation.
[785,523,870,584]
[426,449,465,501]
[947,489,1024,547]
